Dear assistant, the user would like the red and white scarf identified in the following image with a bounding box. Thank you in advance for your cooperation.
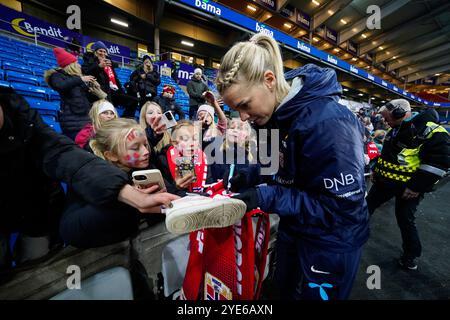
[179,181,270,300]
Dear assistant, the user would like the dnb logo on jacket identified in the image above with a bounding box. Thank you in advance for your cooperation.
[204,273,232,300]
[195,0,222,16]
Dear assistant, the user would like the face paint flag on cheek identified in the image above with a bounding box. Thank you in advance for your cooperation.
[125,152,141,166]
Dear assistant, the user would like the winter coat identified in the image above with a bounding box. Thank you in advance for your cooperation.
[374,109,450,193]
[256,64,369,252]
[153,95,184,120]
[81,52,124,98]
[130,67,160,99]
[186,77,209,107]
[74,122,95,149]
[207,137,259,184]
[0,87,129,237]
[46,69,93,139]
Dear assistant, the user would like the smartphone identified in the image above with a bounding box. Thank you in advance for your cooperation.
[161,111,177,129]
[132,169,165,190]
[175,157,197,183]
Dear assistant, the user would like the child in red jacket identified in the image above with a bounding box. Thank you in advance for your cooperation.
[75,99,118,149]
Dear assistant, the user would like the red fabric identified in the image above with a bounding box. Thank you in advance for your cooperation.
[104,66,117,86]
[166,145,208,193]
[74,123,95,149]
[53,47,77,68]
[180,183,271,300]
[367,141,380,160]
[163,84,176,94]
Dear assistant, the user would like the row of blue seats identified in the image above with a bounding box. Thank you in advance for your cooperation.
[0,81,60,101]
[0,43,52,57]
[0,48,55,62]
[1,57,54,70]
[1,70,48,87]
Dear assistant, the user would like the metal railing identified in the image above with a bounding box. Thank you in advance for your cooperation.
[0,18,221,85]
[0,17,169,69]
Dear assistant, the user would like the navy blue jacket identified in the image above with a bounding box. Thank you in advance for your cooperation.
[257,64,369,252]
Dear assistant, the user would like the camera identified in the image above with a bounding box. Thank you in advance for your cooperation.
[134,175,147,181]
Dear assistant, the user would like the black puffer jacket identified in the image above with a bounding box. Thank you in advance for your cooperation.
[153,95,185,120]
[186,77,208,107]
[130,67,160,99]
[81,52,124,97]
[46,69,93,140]
[0,87,129,237]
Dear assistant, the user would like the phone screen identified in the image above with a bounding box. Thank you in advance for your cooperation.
[165,111,174,121]
[175,157,197,182]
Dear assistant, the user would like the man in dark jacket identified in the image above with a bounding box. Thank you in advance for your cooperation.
[129,55,161,105]
[153,85,185,120]
[82,41,138,118]
[367,99,450,270]
[0,87,177,273]
[186,68,209,120]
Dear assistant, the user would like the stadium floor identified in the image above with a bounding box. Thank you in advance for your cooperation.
[350,182,450,300]
[261,183,450,300]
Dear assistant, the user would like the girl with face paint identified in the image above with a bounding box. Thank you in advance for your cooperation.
[90,118,151,171]
[60,118,180,248]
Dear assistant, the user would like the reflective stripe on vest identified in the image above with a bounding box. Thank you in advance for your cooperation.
[376,122,448,182]
[374,167,412,182]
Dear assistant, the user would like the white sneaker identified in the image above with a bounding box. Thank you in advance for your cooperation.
[164,195,247,235]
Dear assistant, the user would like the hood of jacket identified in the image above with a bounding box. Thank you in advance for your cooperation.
[274,64,342,126]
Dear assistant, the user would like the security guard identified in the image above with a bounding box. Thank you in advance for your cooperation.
[367,99,450,270]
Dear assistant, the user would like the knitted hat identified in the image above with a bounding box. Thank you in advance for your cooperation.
[92,41,108,52]
[98,101,116,115]
[142,55,153,63]
[53,47,77,68]
[197,104,215,120]
[380,99,411,113]
[163,84,175,94]
[194,68,203,75]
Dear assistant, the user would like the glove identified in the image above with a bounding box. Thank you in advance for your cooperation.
[232,188,260,212]
[223,169,247,193]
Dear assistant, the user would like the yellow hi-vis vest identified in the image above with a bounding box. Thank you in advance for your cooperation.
[374,122,448,182]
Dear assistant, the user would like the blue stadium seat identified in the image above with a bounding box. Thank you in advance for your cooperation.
[33,67,47,77]
[6,71,40,86]
[2,61,32,74]
[0,47,17,56]
[0,54,25,64]
[10,83,47,100]
[26,98,59,118]
[0,69,3,80]
[41,115,62,133]
[29,61,52,70]
[46,88,60,101]
[0,80,10,88]
[22,54,47,65]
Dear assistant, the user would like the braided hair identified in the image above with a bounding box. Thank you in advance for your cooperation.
[216,34,290,105]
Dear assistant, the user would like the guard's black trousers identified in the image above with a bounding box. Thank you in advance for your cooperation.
[366,181,424,259]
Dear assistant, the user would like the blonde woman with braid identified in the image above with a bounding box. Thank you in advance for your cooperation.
[217,34,368,300]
